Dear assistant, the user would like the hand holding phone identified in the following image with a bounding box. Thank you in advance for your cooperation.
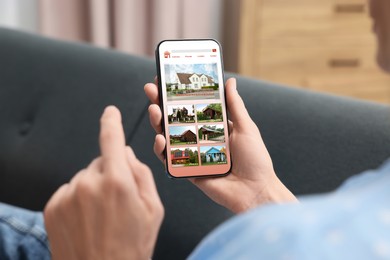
[156,39,231,178]
[145,77,298,213]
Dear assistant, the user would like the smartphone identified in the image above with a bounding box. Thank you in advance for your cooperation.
[156,39,232,178]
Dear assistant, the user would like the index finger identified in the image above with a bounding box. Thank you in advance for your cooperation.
[225,78,254,130]
[99,106,128,172]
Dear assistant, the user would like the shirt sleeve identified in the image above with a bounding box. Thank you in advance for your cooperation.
[188,159,390,260]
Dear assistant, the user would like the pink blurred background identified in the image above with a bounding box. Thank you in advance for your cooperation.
[0,0,240,71]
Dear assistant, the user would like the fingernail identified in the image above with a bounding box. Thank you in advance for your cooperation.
[103,106,121,120]
[103,105,115,115]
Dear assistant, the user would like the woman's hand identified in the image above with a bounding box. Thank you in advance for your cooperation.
[145,78,297,214]
[44,106,164,260]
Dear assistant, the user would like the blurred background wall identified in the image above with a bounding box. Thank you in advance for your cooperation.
[0,0,389,104]
[0,0,38,33]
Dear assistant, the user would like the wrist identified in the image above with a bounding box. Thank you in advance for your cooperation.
[265,177,298,204]
[234,175,298,214]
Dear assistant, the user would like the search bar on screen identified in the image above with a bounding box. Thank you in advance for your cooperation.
[171,49,214,53]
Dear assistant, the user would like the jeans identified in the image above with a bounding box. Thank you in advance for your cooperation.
[0,203,50,260]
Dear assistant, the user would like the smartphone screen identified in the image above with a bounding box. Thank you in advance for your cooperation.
[156,39,232,178]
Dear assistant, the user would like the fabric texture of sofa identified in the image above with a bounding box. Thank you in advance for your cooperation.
[0,28,389,259]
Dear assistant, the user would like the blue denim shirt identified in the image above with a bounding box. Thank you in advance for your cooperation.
[189,159,390,260]
[0,204,50,259]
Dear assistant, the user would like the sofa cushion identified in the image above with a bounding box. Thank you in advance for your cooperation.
[0,28,154,209]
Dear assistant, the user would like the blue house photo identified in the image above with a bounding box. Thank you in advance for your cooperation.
[205,147,225,163]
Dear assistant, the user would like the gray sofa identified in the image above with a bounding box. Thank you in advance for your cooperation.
[0,28,389,259]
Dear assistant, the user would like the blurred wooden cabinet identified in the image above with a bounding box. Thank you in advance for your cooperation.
[239,0,390,104]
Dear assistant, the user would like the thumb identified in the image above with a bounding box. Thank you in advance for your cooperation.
[225,78,253,130]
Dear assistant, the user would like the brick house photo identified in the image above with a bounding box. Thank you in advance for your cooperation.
[170,147,199,167]
[169,126,197,145]
[171,149,190,165]
[196,103,223,123]
[202,107,221,119]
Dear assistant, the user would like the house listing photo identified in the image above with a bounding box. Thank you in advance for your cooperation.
[196,103,223,123]
[169,125,197,145]
[198,124,225,144]
[164,63,220,101]
[167,104,196,124]
[200,145,228,166]
[170,147,199,167]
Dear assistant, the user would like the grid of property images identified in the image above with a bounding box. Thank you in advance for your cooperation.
[165,63,227,168]
[168,103,227,167]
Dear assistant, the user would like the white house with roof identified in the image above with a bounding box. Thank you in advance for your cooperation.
[171,73,215,90]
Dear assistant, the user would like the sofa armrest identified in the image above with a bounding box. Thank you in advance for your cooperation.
[232,75,390,194]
